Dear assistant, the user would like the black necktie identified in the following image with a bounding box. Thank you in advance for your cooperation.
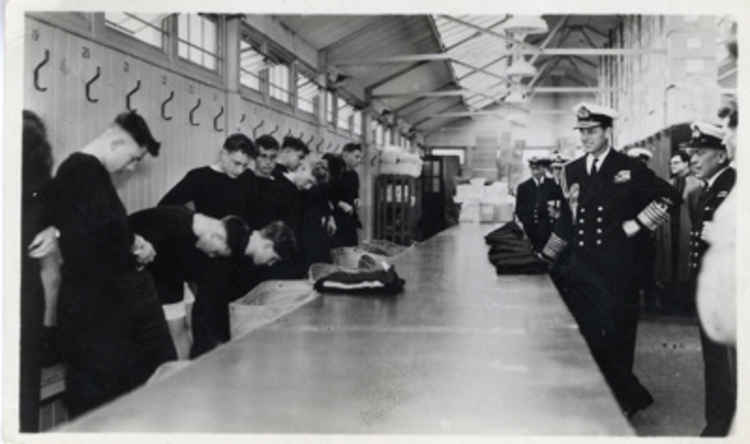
[590,157,599,176]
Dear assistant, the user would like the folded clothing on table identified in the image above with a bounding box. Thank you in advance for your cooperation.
[484,222,547,275]
[313,265,405,295]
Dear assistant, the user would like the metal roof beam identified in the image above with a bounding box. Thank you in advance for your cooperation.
[452,59,510,83]
[533,87,612,93]
[412,102,466,127]
[391,81,456,113]
[563,56,597,86]
[529,16,568,65]
[333,47,664,66]
[455,55,510,81]
[363,17,512,95]
[331,54,453,66]
[436,15,534,49]
[321,17,388,53]
[443,15,511,51]
[373,90,470,99]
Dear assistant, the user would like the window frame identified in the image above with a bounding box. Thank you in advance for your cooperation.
[295,69,320,117]
[267,58,292,106]
[103,12,169,51]
[174,13,223,76]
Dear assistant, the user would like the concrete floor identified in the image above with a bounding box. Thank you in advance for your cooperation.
[629,315,705,436]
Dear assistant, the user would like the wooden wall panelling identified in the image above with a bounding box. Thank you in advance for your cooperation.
[151,67,174,201]
[160,74,192,201]
[115,55,146,211]
[25,19,55,133]
[50,26,73,172]
[79,35,107,151]
[209,86,226,148]
[138,61,167,210]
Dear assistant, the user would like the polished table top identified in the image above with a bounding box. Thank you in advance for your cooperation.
[62,223,633,434]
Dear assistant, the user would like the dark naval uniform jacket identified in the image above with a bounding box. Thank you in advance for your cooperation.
[543,148,679,277]
[515,176,562,250]
[541,148,680,340]
[540,147,680,412]
[689,167,736,275]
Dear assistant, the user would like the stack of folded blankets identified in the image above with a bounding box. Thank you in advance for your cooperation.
[484,222,547,275]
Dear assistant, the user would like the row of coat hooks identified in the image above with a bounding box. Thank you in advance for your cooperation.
[33,54,227,132]
[33,50,348,150]
[245,117,342,153]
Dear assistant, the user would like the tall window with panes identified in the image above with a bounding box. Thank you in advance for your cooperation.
[268,62,290,103]
[239,38,265,91]
[177,14,219,71]
[352,110,362,136]
[326,91,335,126]
[337,97,353,132]
[296,72,319,114]
[375,122,384,146]
[105,13,169,49]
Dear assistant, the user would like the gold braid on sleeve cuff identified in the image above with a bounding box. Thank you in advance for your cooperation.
[542,232,567,261]
[636,201,670,231]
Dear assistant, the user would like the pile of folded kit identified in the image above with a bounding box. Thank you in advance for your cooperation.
[484,221,547,275]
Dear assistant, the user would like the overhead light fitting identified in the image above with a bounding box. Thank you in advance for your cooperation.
[505,88,528,104]
[504,15,549,39]
[505,56,537,79]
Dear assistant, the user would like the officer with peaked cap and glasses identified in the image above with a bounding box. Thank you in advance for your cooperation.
[686,120,736,436]
[539,102,681,418]
[515,155,562,251]
[627,147,653,165]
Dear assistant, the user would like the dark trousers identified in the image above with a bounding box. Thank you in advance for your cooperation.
[551,251,651,412]
[699,326,736,436]
[332,212,359,248]
[58,271,176,418]
[20,263,44,432]
[189,257,255,358]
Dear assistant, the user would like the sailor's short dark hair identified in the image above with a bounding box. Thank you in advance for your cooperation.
[281,136,310,156]
[259,221,297,261]
[223,133,257,158]
[114,111,161,156]
[256,134,280,151]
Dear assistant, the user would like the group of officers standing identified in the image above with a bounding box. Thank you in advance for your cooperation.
[20,109,364,429]
[514,100,738,435]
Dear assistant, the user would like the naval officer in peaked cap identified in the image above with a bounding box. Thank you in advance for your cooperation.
[515,156,562,251]
[539,102,681,418]
[686,120,736,436]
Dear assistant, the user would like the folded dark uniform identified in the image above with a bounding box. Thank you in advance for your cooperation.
[484,222,547,275]
[314,266,405,295]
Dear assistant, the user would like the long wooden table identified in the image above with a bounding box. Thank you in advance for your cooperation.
[61,223,633,434]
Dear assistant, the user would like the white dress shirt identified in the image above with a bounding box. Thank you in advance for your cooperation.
[586,147,611,175]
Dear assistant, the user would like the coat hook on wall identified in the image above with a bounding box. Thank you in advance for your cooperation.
[213,106,224,132]
[33,49,50,92]
[269,124,279,136]
[85,66,101,103]
[326,141,333,151]
[161,91,174,121]
[286,128,293,137]
[126,80,141,111]
[315,138,324,152]
[306,135,314,145]
[240,113,246,124]
[189,98,201,126]
[370,152,380,167]
[252,120,265,137]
